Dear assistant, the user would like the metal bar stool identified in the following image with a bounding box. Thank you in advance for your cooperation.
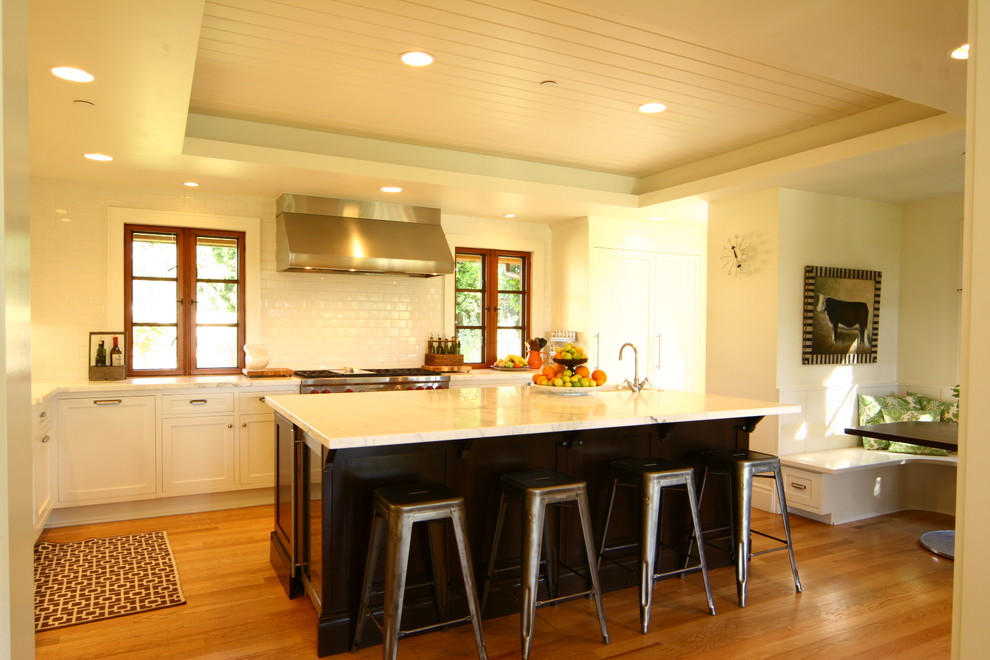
[481,470,609,660]
[598,457,716,634]
[690,448,802,607]
[352,482,487,660]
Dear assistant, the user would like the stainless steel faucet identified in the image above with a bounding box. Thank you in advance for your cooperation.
[618,342,651,392]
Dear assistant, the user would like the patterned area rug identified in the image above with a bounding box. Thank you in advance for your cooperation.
[34,530,186,632]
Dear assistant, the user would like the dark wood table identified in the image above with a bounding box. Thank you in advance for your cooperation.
[844,421,958,452]
[844,421,958,558]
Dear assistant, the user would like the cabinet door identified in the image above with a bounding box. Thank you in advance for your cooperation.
[591,248,703,392]
[162,415,236,494]
[33,426,53,532]
[239,413,276,486]
[57,396,157,504]
[652,253,703,392]
[591,249,655,382]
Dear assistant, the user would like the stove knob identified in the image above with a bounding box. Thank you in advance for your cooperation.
[321,389,332,394]
[417,385,427,390]
[344,388,354,393]
[436,384,446,389]
[406,385,416,390]
[308,389,320,394]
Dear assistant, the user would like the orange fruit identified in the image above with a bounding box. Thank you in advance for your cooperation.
[554,363,567,375]
[541,365,556,378]
[575,365,590,378]
[591,369,607,385]
[532,373,541,384]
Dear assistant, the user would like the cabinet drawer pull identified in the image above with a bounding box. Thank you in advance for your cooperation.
[790,482,808,490]
[41,434,50,443]
[258,396,266,403]
[189,399,208,405]
[93,399,122,405]
[227,423,233,429]
[40,410,48,418]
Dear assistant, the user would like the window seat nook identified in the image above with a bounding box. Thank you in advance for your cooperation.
[779,447,957,525]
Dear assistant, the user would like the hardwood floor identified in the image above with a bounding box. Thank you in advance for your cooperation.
[34,505,953,659]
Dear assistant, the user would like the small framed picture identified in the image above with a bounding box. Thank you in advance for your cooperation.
[89,331,125,368]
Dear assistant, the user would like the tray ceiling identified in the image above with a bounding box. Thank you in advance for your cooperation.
[28,0,968,222]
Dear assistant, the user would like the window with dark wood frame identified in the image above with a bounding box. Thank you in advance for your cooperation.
[124,224,246,376]
[454,248,531,366]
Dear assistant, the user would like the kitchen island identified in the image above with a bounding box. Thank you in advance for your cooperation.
[266,386,799,657]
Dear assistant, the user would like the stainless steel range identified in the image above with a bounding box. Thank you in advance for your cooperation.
[294,368,451,394]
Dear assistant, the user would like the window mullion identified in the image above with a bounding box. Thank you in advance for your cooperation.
[485,256,498,365]
[181,228,196,374]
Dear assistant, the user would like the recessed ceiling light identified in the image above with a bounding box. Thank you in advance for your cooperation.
[183,181,200,187]
[381,186,403,193]
[503,213,516,218]
[51,66,94,82]
[400,51,434,67]
[950,43,970,60]
[638,102,668,114]
[83,153,113,161]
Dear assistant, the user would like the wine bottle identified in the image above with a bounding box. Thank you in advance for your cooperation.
[96,340,107,367]
[110,336,123,367]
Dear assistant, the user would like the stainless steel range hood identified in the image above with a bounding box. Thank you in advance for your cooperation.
[276,193,454,277]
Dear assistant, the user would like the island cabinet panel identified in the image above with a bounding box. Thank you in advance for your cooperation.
[273,414,764,657]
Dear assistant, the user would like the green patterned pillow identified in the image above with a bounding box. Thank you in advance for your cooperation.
[905,392,953,423]
[881,400,937,423]
[857,394,890,449]
[945,402,959,424]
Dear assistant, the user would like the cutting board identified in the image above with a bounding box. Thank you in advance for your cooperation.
[422,364,472,373]
[242,368,295,378]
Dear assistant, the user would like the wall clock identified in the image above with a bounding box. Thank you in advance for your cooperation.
[720,234,752,276]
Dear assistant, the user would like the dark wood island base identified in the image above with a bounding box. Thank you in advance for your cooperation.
[270,414,764,657]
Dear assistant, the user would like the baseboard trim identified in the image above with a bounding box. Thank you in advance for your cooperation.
[45,488,274,527]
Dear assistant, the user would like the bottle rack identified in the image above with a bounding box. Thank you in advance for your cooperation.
[425,336,464,367]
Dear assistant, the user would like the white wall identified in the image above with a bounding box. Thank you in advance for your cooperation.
[954,1,990,653]
[708,188,905,456]
[706,188,781,453]
[898,195,964,390]
[2,0,37,656]
[30,180,552,379]
[775,190,903,454]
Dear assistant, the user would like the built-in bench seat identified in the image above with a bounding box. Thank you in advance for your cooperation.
[779,447,957,525]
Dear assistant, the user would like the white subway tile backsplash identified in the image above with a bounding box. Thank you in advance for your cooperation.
[31,179,476,378]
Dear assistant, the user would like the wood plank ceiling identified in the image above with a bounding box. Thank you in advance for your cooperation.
[189,0,896,178]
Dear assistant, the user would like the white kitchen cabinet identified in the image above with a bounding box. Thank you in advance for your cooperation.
[239,413,276,486]
[162,414,236,493]
[591,248,703,392]
[236,389,295,486]
[161,388,294,493]
[160,391,235,494]
[32,398,54,535]
[56,395,157,505]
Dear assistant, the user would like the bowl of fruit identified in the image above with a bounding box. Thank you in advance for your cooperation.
[531,349,608,395]
[491,354,531,370]
[551,342,589,370]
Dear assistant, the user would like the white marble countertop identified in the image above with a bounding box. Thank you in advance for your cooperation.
[29,369,526,405]
[266,386,801,450]
[31,375,300,404]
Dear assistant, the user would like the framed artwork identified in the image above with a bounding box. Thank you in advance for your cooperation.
[802,266,881,365]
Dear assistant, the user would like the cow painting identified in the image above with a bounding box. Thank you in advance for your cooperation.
[816,294,870,345]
